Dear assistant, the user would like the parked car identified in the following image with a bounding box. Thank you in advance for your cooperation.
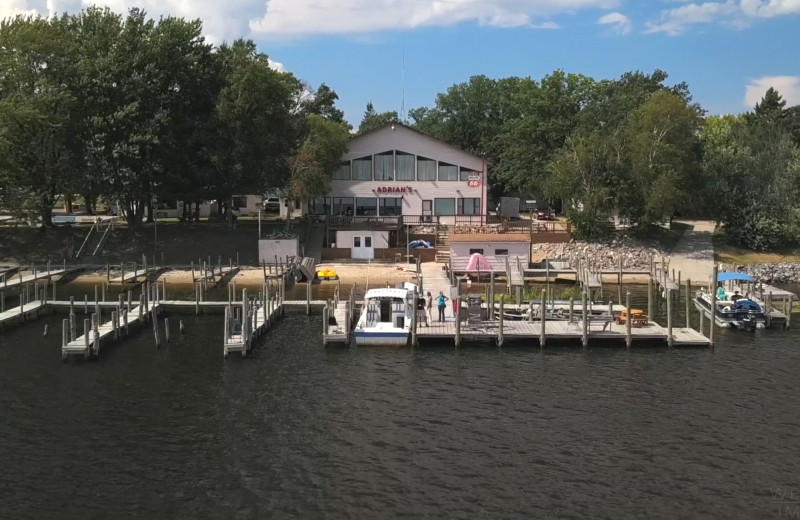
[535,208,556,220]
[263,197,280,212]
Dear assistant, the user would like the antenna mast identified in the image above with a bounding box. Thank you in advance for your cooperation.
[400,47,406,122]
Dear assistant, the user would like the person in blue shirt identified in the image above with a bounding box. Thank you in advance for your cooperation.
[436,291,449,322]
[716,286,727,301]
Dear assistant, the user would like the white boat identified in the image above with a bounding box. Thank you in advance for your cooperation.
[354,283,416,346]
[694,288,766,331]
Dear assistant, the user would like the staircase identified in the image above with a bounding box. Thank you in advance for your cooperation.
[75,220,114,258]
[434,227,450,263]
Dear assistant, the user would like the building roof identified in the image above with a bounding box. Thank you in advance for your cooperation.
[449,233,531,243]
[349,122,486,164]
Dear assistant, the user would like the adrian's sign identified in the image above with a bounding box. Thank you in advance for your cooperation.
[377,186,413,194]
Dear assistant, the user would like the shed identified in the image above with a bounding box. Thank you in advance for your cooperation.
[449,233,530,274]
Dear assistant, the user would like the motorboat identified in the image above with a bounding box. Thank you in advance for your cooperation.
[694,288,766,331]
[354,283,416,345]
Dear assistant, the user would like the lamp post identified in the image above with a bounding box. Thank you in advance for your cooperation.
[406,224,410,270]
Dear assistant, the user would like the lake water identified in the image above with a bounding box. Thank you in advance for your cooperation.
[1,282,799,519]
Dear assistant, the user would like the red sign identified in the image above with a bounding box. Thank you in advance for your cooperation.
[467,179,481,188]
[377,186,413,194]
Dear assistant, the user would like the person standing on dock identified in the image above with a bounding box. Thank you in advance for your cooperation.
[436,291,449,322]
[417,295,428,327]
[426,291,433,323]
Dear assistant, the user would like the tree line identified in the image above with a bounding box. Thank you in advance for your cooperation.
[364,71,800,250]
[2,8,798,251]
[0,8,350,227]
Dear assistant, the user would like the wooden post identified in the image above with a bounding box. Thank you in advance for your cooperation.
[322,305,329,344]
[539,289,546,348]
[62,318,68,348]
[84,318,90,354]
[306,281,311,315]
[581,290,588,348]
[0,291,4,313]
[498,294,504,347]
[685,279,691,329]
[766,292,773,328]
[94,285,98,306]
[710,265,717,347]
[412,288,419,347]
[152,307,160,347]
[164,318,170,343]
[123,309,128,334]
[489,271,495,321]
[786,298,792,329]
[112,311,118,340]
[617,257,622,306]
[665,287,674,347]
[529,298,534,323]
[454,296,461,348]
[625,291,632,348]
[647,278,654,323]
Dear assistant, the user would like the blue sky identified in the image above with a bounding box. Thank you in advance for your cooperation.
[5,1,799,127]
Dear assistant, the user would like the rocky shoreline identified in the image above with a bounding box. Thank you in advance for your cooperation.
[740,264,800,284]
[531,238,800,284]
[532,237,667,271]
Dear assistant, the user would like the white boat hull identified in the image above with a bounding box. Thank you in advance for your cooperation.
[354,330,409,346]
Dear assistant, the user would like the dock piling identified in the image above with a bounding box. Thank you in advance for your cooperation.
[165,318,170,343]
[625,291,632,348]
[685,279,691,329]
[666,288,674,347]
[710,264,718,347]
[581,291,588,348]
[498,294,504,347]
[540,289,546,348]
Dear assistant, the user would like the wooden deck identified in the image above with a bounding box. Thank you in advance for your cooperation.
[417,318,709,346]
[323,300,351,344]
[61,303,157,360]
[0,301,46,328]
[1,267,78,290]
[107,267,167,285]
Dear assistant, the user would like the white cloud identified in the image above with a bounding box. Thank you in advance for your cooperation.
[267,58,285,72]
[597,11,632,34]
[250,0,620,37]
[645,0,800,35]
[745,76,800,108]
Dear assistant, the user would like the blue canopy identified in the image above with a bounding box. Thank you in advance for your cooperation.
[717,272,754,282]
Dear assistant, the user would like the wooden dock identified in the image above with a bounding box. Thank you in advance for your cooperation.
[107,266,166,285]
[323,284,356,345]
[1,266,78,290]
[61,303,156,360]
[222,284,285,358]
[416,318,709,347]
[0,300,46,329]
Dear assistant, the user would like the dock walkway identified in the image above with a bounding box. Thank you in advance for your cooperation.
[1,267,77,290]
[61,302,158,360]
[0,301,46,328]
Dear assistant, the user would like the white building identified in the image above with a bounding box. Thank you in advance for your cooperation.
[306,123,488,225]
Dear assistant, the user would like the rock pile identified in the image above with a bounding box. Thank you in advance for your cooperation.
[532,236,667,271]
[742,264,800,284]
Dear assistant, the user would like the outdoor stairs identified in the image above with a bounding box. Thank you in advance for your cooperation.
[435,228,450,264]
[76,222,113,258]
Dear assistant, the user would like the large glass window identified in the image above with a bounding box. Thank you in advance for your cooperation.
[232,196,247,209]
[396,152,415,181]
[352,156,372,181]
[457,198,481,215]
[417,156,436,181]
[460,167,479,181]
[333,161,351,180]
[434,198,456,215]
[308,197,330,215]
[438,161,458,181]
[332,197,354,216]
[355,197,377,216]
[379,197,403,216]
[374,152,394,181]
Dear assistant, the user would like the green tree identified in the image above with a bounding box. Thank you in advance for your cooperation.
[0,15,79,227]
[357,102,398,135]
[288,114,350,200]
[620,90,702,226]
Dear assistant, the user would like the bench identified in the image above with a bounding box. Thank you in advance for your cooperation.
[588,314,614,331]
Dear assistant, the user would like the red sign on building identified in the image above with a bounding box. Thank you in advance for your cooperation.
[377,186,413,194]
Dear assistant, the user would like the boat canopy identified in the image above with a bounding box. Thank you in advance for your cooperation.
[717,272,754,283]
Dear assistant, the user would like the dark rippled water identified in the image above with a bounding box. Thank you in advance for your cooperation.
[1,282,799,519]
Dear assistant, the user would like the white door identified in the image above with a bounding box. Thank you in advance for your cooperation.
[351,235,375,260]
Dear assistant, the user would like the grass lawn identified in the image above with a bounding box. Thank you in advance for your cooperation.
[713,232,800,265]
[0,218,306,266]
[623,221,691,252]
